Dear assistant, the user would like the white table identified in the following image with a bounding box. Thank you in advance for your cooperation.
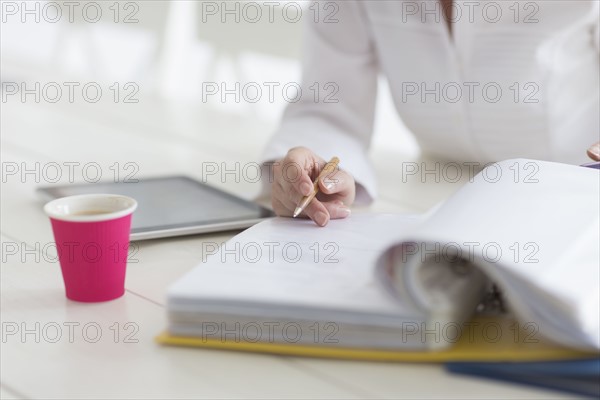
[0,90,571,399]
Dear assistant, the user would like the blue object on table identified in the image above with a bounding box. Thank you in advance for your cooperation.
[446,358,600,398]
[581,161,600,169]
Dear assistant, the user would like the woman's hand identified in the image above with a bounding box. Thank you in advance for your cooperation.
[271,147,355,226]
[587,142,600,161]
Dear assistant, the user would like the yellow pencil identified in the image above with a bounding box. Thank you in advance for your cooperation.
[293,157,340,218]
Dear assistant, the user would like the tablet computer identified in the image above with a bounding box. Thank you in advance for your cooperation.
[37,176,274,240]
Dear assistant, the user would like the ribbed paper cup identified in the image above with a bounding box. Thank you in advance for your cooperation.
[44,194,137,302]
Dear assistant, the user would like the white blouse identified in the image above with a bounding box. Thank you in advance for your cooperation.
[263,0,600,201]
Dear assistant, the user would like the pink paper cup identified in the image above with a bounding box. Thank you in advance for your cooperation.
[44,194,138,302]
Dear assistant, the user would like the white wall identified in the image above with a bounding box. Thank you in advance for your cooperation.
[1,0,418,157]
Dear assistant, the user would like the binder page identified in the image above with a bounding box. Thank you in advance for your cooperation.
[386,159,600,349]
[168,214,428,325]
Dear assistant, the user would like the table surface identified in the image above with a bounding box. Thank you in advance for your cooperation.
[0,87,571,399]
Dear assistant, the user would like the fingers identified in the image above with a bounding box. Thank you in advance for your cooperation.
[317,168,356,206]
[322,200,352,220]
[271,147,355,226]
[271,195,291,218]
[301,199,330,227]
[284,147,324,196]
[587,142,600,161]
[298,175,314,197]
[294,198,351,227]
[271,181,301,217]
[273,181,351,226]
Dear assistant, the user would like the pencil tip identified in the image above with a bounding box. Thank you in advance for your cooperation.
[293,207,301,218]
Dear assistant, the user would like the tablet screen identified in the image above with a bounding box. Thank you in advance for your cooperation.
[38,176,274,239]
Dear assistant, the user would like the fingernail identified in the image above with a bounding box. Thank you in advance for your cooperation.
[322,178,336,190]
[300,182,312,195]
[339,207,351,217]
[588,143,600,157]
[314,212,328,226]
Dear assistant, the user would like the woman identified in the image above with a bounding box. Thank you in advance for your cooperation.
[264,0,600,226]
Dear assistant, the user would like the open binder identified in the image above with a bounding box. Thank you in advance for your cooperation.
[158,159,600,361]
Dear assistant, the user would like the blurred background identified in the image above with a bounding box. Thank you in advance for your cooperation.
[1,0,421,205]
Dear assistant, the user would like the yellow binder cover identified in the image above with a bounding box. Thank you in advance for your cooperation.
[156,316,598,362]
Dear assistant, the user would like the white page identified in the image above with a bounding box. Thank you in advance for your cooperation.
[168,214,433,325]
[386,159,600,349]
